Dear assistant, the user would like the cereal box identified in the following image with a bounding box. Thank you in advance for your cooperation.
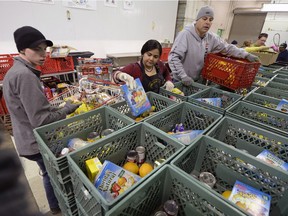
[170,130,204,145]
[228,180,271,216]
[256,149,288,171]
[94,160,141,202]
[196,97,222,107]
[121,78,151,116]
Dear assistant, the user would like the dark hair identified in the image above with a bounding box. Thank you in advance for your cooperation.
[258,33,268,39]
[231,40,238,45]
[141,39,162,56]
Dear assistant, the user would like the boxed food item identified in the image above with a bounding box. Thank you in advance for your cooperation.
[49,45,76,58]
[170,130,204,145]
[195,97,222,107]
[121,78,151,116]
[94,160,141,202]
[250,51,279,66]
[256,149,288,171]
[276,99,288,113]
[228,180,271,216]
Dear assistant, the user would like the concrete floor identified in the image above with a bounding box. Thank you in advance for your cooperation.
[0,128,62,216]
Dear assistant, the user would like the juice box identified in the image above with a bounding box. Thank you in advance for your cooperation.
[85,157,103,182]
[228,180,271,216]
[94,160,141,202]
[121,78,151,116]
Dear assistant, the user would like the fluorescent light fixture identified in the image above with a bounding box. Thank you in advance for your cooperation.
[261,3,288,12]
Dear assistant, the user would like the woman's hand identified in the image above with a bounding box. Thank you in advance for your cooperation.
[118,72,136,89]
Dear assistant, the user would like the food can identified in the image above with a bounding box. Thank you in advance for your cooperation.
[154,158,166,169]
[126,150,138,163]
[136,146,145,164]
[163,200,179,216]
[154,211,168,216]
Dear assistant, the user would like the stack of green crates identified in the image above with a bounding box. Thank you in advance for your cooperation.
[226,101,288,137]
[159,81,210,102]
[67,122,185,215]
[256,70,277,79]
[206,116,288,162]
[188,87,242,114]
[109,91,177,122]
[145,102,222,146]
[33,106,134,215]
[106,165,247,216]
[271,77,288,85]
[171,135,288,216]
[255,86,288,100]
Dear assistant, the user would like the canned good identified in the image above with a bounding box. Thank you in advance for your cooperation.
[154,158,166,168]
[136,146,145,164]
[87,132,100,143]
[198,172,216,189]
[163,200,178,216]
[126,150,138,163]
[154,211,168,216]
[100,128,115,138]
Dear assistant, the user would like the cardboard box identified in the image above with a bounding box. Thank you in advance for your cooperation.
[49,45,75,58]
[250,51,279,66]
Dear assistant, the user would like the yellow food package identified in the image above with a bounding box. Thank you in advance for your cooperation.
[85,157,103,182]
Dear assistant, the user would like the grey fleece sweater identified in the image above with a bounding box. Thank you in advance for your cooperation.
[3,57,67,156]
[168,24,249,81]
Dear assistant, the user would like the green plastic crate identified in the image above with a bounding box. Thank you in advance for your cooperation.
[67,122,185,214]
[106,165,246,216]
[243,92,284,112]
[256,70,277,79]
[254,86,288,100]
[171,135,288,216]
[206,116,288,163]
[145,102,222,145]
[109,91,177,122]
[188,87,242,114]
[159,81,210,102]
[276,73,288,80]
[226,101,288,137]
[272,77,288,85]
[49,176,78,216]
[253,76,270,87]
[267,81,288,92]
[33,106,134,197]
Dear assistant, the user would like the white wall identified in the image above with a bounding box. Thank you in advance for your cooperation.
[0,0,178,57]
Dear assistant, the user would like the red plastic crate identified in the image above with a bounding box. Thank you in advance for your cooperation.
[56,56,74,72]
[160,47,171,62]
[202,53,261,90]
[37,55,59,74]
[0,57,14,81]
[0,90,9,115]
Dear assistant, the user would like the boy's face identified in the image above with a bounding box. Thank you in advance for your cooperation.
[21,42,47,66]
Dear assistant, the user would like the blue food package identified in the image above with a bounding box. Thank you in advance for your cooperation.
[228,180,271,216]
[121,78,151,116]
[196,97,222,107]
[94,160,141,202]
[170,130,203,145]
[276,99,288,113]
[256,149,288,171]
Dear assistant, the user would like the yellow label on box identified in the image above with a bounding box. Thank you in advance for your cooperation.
[85,157,103,182]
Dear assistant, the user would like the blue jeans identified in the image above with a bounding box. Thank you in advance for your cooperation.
[23,153,59,210]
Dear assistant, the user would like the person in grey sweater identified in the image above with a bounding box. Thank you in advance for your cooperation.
[168,5,259,85]
[3,26,79,215]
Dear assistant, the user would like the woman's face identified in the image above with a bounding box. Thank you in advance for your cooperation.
[142,48,160,68]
